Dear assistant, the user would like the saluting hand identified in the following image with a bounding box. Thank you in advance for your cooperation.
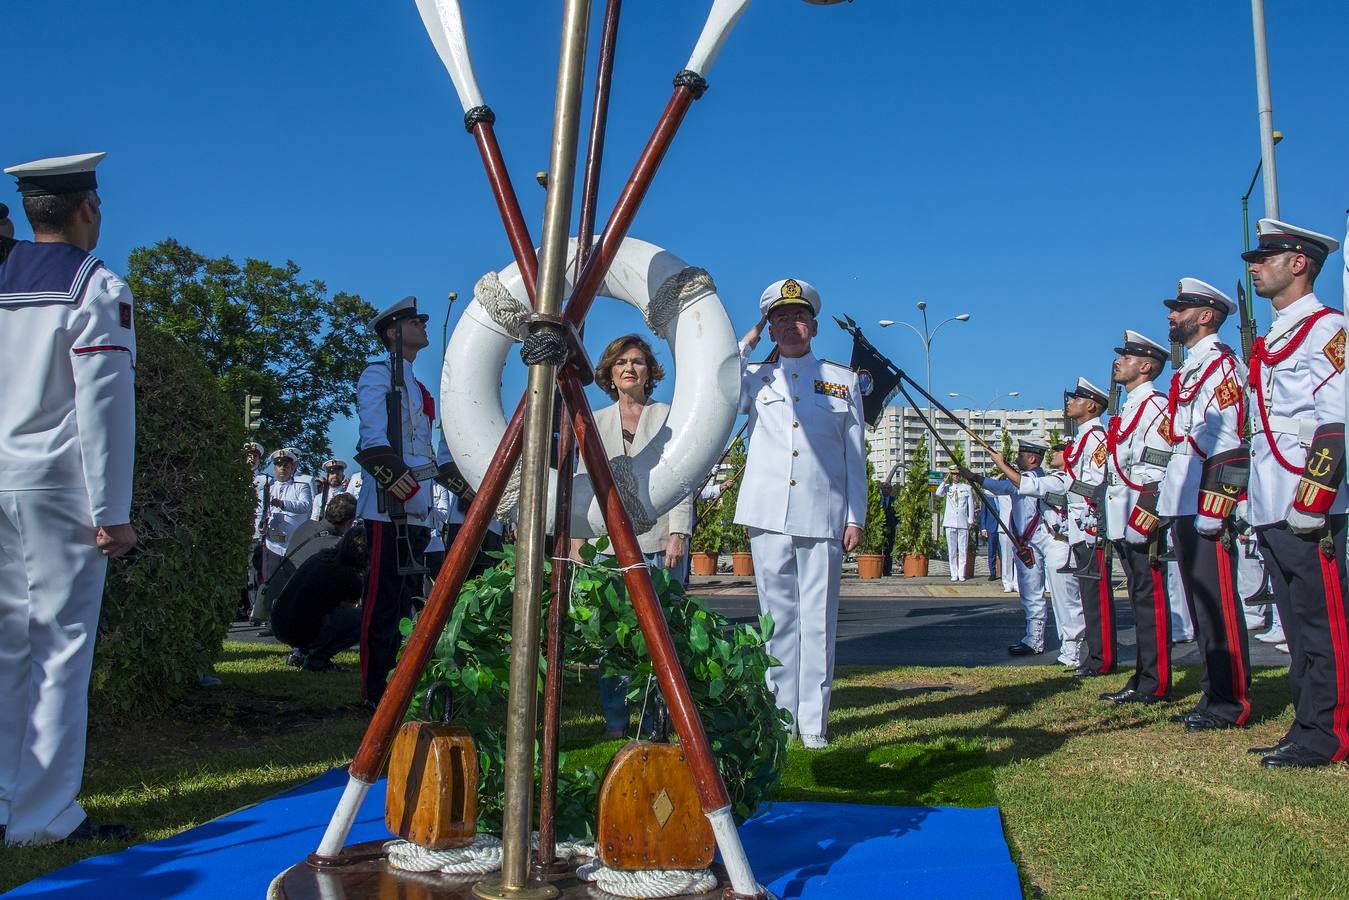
[96,523,138,557]
[842,525,862,553]
[740,315,769,351]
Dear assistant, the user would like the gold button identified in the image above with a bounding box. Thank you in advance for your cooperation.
[790,479,797,486]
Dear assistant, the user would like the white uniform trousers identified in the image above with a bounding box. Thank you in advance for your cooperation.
[945,527,969,581]
[1042,537,1086,665]
[1167,561,1195,641]
[748,527,841,740]
[999,531,1017,592]
[1014,531,1051,650]
[0,489,107,844]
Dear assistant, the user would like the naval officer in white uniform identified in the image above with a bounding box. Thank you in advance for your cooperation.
[936,465,975,581]
[736,278,866,750]
[0,152,137,844]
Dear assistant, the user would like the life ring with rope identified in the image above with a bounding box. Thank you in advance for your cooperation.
[441,237,740,539]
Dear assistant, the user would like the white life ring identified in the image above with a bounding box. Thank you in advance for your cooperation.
[441,237,740,539]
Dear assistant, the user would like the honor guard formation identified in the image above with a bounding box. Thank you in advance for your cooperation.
[2,147,1348,855]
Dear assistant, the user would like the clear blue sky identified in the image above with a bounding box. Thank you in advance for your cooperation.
[6,1,1347,463]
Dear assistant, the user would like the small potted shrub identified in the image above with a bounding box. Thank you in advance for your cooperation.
[720,438,753,576]
[893,434,936,576]
[855,446,887,579]
[690,494,721,577]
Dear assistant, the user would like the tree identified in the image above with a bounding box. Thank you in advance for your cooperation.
[858,443,888,554]
[999,424,1014,460]
[719,437,750,552]
[126,238,380,469]
[1047,426,1063,449]
[892,434,935,558]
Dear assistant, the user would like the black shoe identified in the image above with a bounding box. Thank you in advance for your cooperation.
[1185,712,1241,732]
[1261,742,1332,769]
[286,649,308,669]
[986,573,999,581]
[303,656,349,672]
[1247,739,1293,756]
[1168,708,1203,724]
[258,627,274,637]
[61,818,131,842]
[1008,642,1043,656]
[1073,666,1109,679]
[1100,688,1171,705]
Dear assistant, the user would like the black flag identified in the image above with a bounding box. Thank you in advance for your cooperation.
[834,317,901,427]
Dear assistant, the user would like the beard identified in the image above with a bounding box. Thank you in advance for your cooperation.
[1169,318,1199,346]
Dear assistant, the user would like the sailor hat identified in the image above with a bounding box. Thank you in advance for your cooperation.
[759,278,821,318]
[1241,218,1340,265]
[1068,376,1109,407]
[243,441,264,457]
[323,458,347,471]
[1018,438,1049,457]
[271,447,299,464]
[5,151,107,197]
[1164,277,1236,315]
[1114,330,1168,366]
[367,295,428,336]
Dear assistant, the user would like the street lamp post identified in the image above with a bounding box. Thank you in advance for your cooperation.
[1241,130,1283,306]
[879,303,971,470]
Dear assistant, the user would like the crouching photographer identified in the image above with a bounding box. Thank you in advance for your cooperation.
[271,495,368,672]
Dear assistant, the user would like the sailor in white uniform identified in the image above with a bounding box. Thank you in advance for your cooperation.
[256,447,313,624]
[1242,219,1348,768]
[311,458,350,521]
[1060,377,1115,676]
[735,278,866,750]
[1099,330,1174,705]
[1156,278,1252,730]
[936,465,974,581]
[0,152,137,844]
[242,441,270,621]
[976,440,1053,657]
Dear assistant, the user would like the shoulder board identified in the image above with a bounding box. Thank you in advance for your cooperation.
[0,240,103,308]
[1215,342,1236,356]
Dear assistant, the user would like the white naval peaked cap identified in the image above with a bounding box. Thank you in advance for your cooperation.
[1019,436,1049,456]
[243,441,264,456]
[271,447,299,463]
[366,295,428,335]
[323,458,347,470]
[759,278,821,318]
[1070,377,1109,407]
[5,151,107,196]
[1114,330,1169,366]
[1242,218,1340,264]
[1164,277,1236,316]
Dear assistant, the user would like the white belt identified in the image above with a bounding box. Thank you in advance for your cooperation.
[1265,415,1315,446]
[1171,443,1195,457]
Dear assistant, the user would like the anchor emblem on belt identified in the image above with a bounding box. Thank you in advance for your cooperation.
[1306,447,1334,479]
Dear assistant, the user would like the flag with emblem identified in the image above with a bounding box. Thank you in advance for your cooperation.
[834,316,901,427]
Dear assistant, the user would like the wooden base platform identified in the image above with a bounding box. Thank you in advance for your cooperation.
[271,841,728,900]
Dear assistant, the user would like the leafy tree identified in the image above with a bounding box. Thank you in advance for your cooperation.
[999,424,1014,459]
[1047,426,1063,449]
[892,434,935,558]
[858,443,888,554]
[126,238,380,469]
[719,437,750,553]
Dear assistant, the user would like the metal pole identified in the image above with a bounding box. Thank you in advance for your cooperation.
[1250,0,1279,219]
[477,0,590,895]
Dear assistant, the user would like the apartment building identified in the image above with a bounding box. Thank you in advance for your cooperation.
[865,404,1064,482]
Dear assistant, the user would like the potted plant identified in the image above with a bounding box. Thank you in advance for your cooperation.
[690,493,721,577]
[720,438,753,576]
[893,434,936,576]
[855,444,887,579]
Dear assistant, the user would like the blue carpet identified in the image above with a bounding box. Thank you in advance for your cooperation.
[5,769,1021,899]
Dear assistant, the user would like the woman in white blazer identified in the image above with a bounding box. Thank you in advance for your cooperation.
[578,334,693,737]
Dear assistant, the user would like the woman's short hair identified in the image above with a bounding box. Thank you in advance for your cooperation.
[594,334,665,400]
[324,492,357,528]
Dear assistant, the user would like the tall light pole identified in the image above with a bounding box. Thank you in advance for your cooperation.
[1250,0,1280,220]
[1242,130,1283,305]
[879,304,971,468]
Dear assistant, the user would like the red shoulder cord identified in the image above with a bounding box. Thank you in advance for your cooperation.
[1063,427,1099,481]
[1248,307,1337,474]
[1108,394,1165,490]
[1166,351,1244,457]
[417,380,436,422]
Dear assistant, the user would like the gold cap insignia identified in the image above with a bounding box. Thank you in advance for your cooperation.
[781,279,802,300]
[1177,280,1183,295]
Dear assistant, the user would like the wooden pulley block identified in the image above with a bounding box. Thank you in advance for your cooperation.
[385,682,478,850]
[595,740,714,870]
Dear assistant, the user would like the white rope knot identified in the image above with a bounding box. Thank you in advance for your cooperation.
[475,271,531,340]
[575,859,720,898]
[384,834,505,875]
[646,266,715,338]
[496,461,522,519]
[607,455,658,534]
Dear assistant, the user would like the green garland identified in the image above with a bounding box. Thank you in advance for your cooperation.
[401,540,789,839]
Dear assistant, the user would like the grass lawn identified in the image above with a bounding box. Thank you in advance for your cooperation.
[2,642,1346,898]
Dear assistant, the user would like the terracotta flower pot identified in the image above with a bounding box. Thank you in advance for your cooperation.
[731,551,754,576]
[902,553,930,577]
[690,551,718,577]
[856,553,885,579]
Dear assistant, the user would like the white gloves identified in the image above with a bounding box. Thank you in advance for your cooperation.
[1195,515,1224,537]
[1286,507,1325,535]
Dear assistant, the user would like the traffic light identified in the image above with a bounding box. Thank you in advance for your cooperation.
[244,394,263,432]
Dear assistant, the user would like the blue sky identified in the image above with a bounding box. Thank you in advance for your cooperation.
[6,1,1347,463]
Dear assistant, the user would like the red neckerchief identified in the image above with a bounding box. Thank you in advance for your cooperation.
[1107,392,1165,490]
[1249,306,1337,474]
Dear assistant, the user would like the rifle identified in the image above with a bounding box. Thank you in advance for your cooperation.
[1063,391,1078,440]
[1236,280,1257,364]
[1169,338,1185,371]
[385,324,428,576]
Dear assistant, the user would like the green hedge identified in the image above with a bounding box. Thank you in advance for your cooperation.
[91,325,254,713]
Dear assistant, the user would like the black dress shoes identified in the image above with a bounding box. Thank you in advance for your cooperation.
[62,818,131,842]
[1007,642,1043,656]
[1099,688,1171,705]
[1247,739,1294,756]
[1185,712,1240,731]
[1168,708,1203,724]
[1261,742,1332,769]
[1073,667,1107,679]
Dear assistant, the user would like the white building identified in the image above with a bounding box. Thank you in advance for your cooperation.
[866,405,1065,482]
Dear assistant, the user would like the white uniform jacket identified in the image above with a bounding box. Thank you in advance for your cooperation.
[1015,469,1072,540]
[734,350,866,540]
[981,471,1047,544]
[1063,422,1107,544]
[251,469,272,539]
[263,477,313,556]
[0,241,135,523]
[936,480,974,528]
[310,482,350,521]
[1105,382,1170,541]
[354,359,452,527]
[580,400,693,554]
[1158,335,1246,518]
[1247,293,1347,527]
